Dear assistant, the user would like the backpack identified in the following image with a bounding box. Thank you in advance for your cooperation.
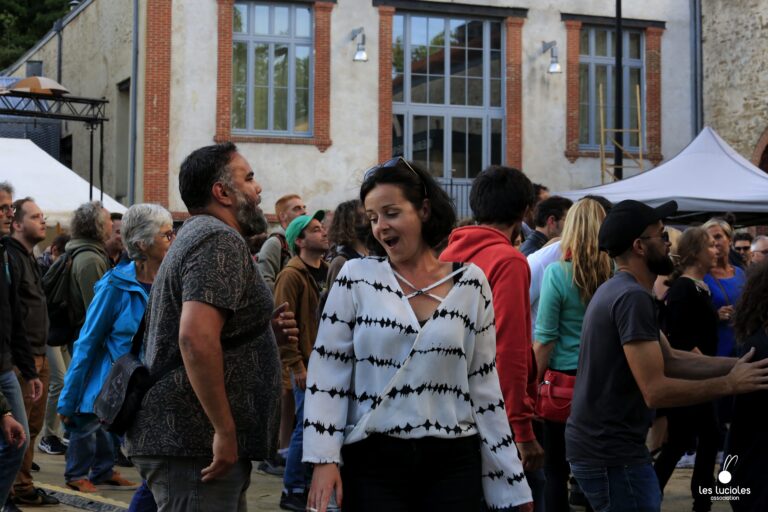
[42,246,97,346]
[268,232,292,265]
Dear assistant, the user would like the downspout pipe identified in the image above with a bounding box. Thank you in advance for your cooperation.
[55,19,63,83]
[128,0,139,204]
[691,0,703,136]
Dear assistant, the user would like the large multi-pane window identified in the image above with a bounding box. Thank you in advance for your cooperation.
[578,26,644,149]
[232,3,313,135]
[392,14,504,187]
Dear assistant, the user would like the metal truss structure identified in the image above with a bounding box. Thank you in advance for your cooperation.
[0,90,108,201]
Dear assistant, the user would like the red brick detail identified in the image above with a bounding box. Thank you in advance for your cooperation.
[752,125,768,170]
[564,22,664,165]
[504,17,524,169]
[171,211,191,221]
[215,0,235,144]
[564,20,582,163]
[214,1,333,152]
[377,6,395,163]
[312,2,333,152]
[143,0,172,206]
[645,27,663,165]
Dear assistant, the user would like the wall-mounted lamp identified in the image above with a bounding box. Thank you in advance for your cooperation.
[542,41,562,74]
[351,27,368,62]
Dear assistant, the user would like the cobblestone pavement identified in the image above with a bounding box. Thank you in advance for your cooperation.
[22,451,730,511]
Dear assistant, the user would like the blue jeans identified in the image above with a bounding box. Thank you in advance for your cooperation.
[570,462,662,512]
[133,456,250,512]
[283,374,308,493]
[64,413,116,483]
[0,370,28,505]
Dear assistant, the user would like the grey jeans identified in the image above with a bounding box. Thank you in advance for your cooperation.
[42,345,70,439]
[133,456,251,512]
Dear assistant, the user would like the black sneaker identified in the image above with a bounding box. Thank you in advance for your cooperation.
[279,491,306,511]
[30,462,40,472]
[2,497,22,512]
[38,435,67,455]
[12,488,60,506]
[61,431,70,446]
[258,458,285,476]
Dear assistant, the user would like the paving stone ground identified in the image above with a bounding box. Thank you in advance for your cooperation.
[23,451,730,511]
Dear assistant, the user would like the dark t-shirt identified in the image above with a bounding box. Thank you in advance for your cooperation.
[306,262,328,291]
[565,271,659,465]
[729,329,768,511]
[125,215,281,459]
[661,277,718,355]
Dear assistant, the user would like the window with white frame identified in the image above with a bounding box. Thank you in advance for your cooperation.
[232,2,313,136]
[391,14,504,183]
[578,26,644,150]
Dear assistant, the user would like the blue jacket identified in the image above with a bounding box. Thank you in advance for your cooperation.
[58,261,148,417]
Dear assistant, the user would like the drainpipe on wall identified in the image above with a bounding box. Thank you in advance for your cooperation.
[128,0,139,204]
[691,0,704,135]
[55,19,63,83]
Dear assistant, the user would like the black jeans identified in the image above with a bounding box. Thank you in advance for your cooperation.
[653,402,719,512]
[542,419,569,512]
[340,434,482,512]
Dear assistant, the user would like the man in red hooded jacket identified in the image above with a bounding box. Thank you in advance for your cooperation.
[441,165,544,511]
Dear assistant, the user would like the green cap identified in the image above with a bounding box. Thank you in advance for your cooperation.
[285,210,325,254]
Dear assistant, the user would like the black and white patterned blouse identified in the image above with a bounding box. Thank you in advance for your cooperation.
[302,257,532,510]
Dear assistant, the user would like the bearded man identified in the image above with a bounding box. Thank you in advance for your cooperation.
[125,142,298,511]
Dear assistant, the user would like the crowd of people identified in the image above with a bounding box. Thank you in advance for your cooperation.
[1,143,768,512]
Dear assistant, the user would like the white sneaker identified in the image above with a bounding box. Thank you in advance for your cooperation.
[676,452,696,468]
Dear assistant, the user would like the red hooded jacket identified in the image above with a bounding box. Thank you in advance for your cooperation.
[440,225,538,442]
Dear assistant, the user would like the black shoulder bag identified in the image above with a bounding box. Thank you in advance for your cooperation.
[93,314,182,435]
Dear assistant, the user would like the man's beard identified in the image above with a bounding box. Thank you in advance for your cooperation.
[647,250,675,276]
[232,189,268,237]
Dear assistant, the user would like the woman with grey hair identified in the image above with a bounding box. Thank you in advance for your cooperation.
[58,203,174,494]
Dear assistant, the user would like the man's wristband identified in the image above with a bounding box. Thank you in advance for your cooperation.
[1,411,12,418]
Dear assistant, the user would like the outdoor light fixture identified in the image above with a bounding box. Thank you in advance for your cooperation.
[542,41,562,74]
[351,27,368,62]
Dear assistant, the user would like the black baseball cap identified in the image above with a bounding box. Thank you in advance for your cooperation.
[598,200,678,257]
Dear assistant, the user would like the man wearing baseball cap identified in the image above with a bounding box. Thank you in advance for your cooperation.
[565,200,768,511]
[275,210,329,511]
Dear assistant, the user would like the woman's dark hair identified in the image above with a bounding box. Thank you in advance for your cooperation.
[469,166,534,225]
[734,259,768,342]
[360,159,456,255]
[329,199,365,248]
[179,142,238,211]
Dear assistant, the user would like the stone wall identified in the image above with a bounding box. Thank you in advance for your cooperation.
[702,0,768,166]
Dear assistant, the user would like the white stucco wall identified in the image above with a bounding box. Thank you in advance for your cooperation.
[162,0,692,211]
[167,0,380,213]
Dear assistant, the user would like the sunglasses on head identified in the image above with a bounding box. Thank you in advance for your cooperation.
[364,156,428,198]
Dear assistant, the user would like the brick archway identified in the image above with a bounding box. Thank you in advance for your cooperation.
[752,125,768,173]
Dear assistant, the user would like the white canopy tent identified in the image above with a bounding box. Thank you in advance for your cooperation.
[0,137,126,225]
[556,127,768,223]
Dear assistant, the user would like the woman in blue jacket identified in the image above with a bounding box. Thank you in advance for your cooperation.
[58,204,174,493]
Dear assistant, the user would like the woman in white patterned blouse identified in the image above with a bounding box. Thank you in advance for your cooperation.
[304,158,532,512]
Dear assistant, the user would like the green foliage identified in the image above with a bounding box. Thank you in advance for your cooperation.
[0,0,70,71]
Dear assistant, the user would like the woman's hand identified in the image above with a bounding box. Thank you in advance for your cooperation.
[272,302,299,346]
[307,463,342,512]
[717,305,734,322]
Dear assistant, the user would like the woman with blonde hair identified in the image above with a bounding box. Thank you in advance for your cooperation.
[702,218,745,357]
[533,198,612,512]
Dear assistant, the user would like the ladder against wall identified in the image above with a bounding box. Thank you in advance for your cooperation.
[598,84,644,183]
